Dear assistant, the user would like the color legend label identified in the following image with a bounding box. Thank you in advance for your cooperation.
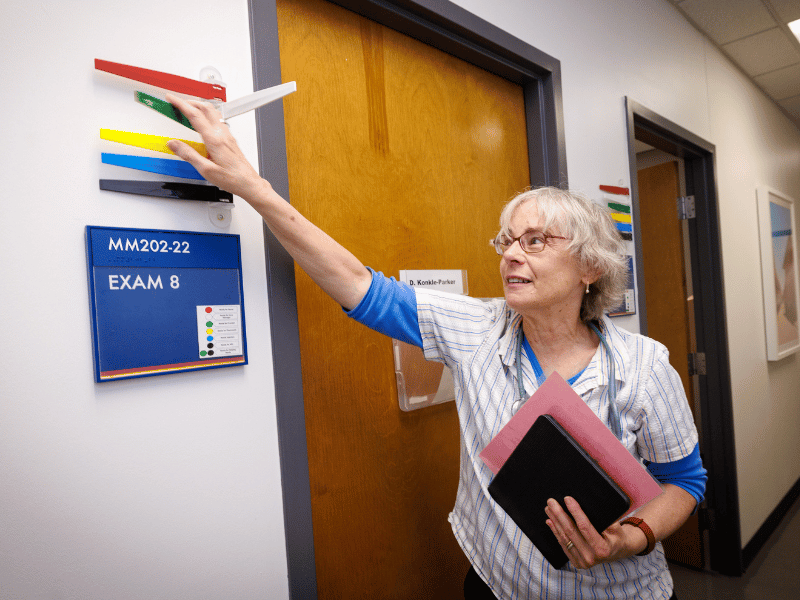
[197,305,243,358]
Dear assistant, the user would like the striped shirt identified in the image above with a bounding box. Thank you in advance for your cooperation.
[350,273,699,599]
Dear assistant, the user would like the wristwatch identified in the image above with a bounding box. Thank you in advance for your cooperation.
[620,517,656,556]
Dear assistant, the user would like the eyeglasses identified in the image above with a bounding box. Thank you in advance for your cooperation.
[492,230,568,255]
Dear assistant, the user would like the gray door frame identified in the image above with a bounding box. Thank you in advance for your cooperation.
[626,98,742,575]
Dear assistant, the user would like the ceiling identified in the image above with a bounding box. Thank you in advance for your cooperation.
[669,0,800,131]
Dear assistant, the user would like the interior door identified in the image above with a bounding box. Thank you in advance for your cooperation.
[637,160,704,569]
[275,0,531,597]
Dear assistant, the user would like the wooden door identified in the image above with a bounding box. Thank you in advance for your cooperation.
[276,0,531,597]
[638,161,703,569]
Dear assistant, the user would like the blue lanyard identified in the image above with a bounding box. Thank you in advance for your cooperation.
[511,321,622,441]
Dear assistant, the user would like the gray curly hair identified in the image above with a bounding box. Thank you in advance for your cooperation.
[496,187,628,322]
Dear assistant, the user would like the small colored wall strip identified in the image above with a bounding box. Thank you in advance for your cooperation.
[99,179,233,203]
[100,356,245,380]
[611,213,632,224]
[102,153,204,180]
[95,59,226,101]
[135,92,194,130]
[601,184,632,240]
[100,129,207,157]
[599,184,630,195]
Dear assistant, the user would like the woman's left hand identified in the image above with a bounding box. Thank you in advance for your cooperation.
[544,496,644,569]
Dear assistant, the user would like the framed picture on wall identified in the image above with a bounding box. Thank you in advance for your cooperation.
[757,187,800,361]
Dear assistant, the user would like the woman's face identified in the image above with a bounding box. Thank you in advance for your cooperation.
[499,201,589,319]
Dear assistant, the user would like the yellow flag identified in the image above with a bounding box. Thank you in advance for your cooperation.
[100,129,207,158]
[610,212,632,224]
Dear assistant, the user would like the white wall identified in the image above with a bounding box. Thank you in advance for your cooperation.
[4,0,800,595]
[448,0,800,546]
[0,2,289,599]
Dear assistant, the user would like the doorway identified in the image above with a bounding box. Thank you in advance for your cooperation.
[250,1,568,597]
[626,98,742,575]
[637,157,703,568]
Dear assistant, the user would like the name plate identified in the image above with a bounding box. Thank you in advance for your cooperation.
[399,269,466,295]
[86,225,247,381]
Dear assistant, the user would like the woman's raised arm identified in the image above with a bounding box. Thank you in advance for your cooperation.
[165,93,372,310]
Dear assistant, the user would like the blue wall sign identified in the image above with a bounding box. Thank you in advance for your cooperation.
[86,225,247,382]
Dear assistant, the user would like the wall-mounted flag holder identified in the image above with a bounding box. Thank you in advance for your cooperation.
[600,184,633,241]
[219,81,296,122]
[99,180,233,203]
[96,58,297,227]
[102,154,204,180]
[135,92,195,129]
[100,128,208,157]
[134,82,298,127]
[96,58,227,101]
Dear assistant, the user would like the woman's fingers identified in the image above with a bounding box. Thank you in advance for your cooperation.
[546,497,619,569]
[545,516,576,554]
[166,138,211,172]
[545,499,585,557]
[164,94,263,197]
[164,93,223,176]
[165,93,220,133]
[563,497,607,548]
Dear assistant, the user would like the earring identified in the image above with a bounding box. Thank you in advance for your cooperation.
[585,283,590,294]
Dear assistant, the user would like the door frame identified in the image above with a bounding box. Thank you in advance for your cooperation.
[248,1,567,597]
[625,98,742,575]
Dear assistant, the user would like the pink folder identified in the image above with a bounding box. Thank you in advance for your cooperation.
[479,373,663,513]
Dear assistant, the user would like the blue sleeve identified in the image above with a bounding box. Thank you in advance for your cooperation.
[344,268,423,347]
[644,443,706,508]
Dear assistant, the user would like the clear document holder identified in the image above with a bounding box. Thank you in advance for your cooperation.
[393,269,468,411]
[394,340,455,411]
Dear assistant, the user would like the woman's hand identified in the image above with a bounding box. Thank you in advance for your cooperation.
[544,483,696,569]
[165,94,266,200]
[545,497,644,569]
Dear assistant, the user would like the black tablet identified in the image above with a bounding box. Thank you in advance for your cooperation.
[487,414,631,569]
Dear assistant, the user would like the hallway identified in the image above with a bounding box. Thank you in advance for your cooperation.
[670,495,800,599]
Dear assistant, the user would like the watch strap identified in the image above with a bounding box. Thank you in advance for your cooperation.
[620,517,656,556]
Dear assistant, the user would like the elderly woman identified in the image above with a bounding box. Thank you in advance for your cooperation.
[166,95,706,600]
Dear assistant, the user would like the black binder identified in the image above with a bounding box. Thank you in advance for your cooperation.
[487,414,631,569]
